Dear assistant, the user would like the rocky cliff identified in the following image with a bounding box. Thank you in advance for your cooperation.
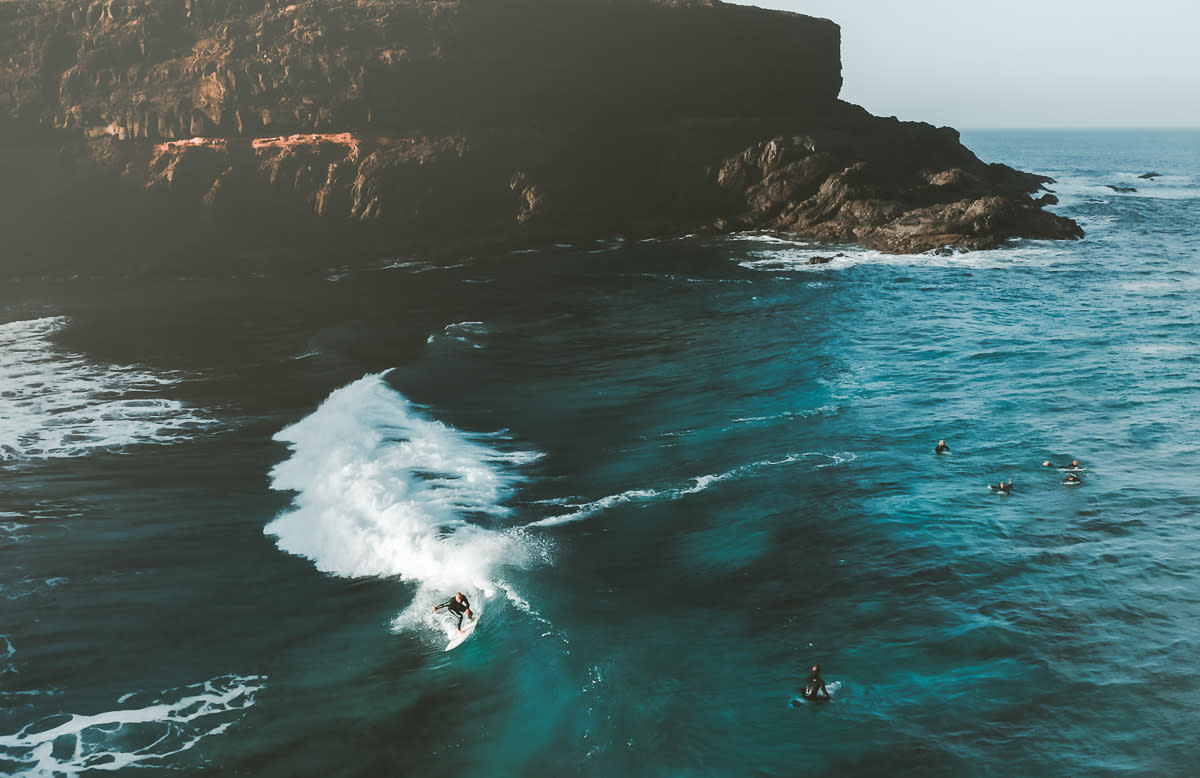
[0,0,1081,275]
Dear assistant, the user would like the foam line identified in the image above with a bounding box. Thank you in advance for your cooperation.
[531,451,851,527]
[1,634,14,678]
[425,321,490,349]
[735,242,1067,272]
[0,317,215,461]
[0,674,266,775]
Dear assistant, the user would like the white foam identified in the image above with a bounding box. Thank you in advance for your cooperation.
[815,451,857,468]
[531,488,663,527]
[532,450,846,528]
[0,317,216,461]
[733,236,1072,273]
[425,321,490,350]
[378,258,464,273]
[1,634,14,678]
[732,405,839,426]
[1025,170,1199,209]
[1,576,70,601]
[0,674,266,776]
[1,518,30,543]
[264,373,548,634]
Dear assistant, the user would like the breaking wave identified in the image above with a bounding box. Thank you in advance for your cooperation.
[264,373,547,636]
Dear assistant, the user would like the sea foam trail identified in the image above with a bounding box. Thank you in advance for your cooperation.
[0,317,215,461]
[426,321,490,350]
[734,240,1069,273]
[1,634,14,679]
[265,373,545,633]
[531,451,853,528]
[0,674,265,776]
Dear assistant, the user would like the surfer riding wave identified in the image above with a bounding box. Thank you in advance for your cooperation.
[433,592,475,633]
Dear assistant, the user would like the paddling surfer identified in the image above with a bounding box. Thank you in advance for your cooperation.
[1043,459,1081,470]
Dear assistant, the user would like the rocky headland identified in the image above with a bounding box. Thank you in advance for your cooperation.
[0,0,1083,275]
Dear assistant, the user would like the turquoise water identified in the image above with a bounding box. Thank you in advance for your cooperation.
[2,129,1199,775]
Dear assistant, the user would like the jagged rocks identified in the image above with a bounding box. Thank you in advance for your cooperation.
[712,119,1083,254]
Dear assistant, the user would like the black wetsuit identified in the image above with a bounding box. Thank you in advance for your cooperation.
[803,671,829,700]
[436,596,471,629]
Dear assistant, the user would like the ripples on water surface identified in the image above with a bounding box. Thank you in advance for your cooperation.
[1,130,1198,776]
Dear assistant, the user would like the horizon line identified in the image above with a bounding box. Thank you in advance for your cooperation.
[953,126,1200,132]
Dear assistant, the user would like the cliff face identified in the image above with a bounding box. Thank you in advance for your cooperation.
[1,0,842,138]
[0,0,1080,274]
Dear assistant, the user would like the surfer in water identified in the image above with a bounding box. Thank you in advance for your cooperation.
[934,439,950,454]
[989,479,1013,494]
[433,592,474,633]
[1043,459,1081,470]
[1063,473,1083,485]
[802,665,831,701]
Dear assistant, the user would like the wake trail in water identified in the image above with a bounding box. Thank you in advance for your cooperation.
[264,373,549,638]
[531,451,854,527]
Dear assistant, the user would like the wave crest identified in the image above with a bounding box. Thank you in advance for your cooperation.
[265,374,546,631]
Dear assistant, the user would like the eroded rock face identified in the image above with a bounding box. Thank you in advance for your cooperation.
[2,0,841,139]
[711,116,1084,253]
[0,0,1080,274]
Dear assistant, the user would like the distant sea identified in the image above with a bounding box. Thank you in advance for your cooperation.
[2,129,1198,776]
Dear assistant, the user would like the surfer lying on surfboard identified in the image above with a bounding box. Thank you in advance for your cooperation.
[433,592,474,634]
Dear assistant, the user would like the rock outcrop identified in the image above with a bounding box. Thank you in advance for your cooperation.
[0,0,1082,275]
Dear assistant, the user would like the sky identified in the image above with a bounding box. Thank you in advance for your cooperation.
[728,0,1200,128]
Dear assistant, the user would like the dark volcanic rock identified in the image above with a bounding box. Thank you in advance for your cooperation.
[709,112,1082,253]
[1,0,842,138]
[0,0,1082,275]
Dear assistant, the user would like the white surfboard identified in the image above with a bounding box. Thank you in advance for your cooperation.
[445,618,478,651]
[789,680,841,706]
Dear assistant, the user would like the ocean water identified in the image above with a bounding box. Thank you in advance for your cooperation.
[1,129,1199,776]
